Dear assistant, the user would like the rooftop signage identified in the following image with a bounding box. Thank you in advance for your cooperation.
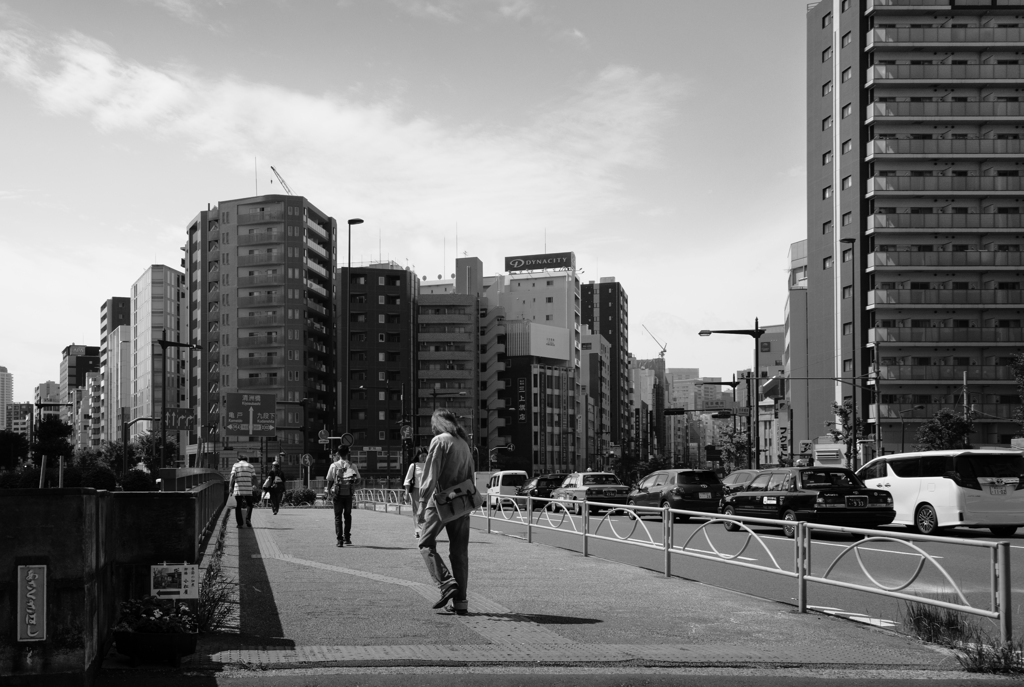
[505,252,575,273]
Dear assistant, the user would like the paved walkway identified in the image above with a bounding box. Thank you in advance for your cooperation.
[100,502,966,678]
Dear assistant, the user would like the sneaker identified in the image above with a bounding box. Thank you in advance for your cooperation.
[336,541,344,547]
[446,604,468,616]
[247,523,253,528]
[344,538,352,546]
[432,582,459,610]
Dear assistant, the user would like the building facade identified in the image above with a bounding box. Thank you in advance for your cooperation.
[808,0,1024,454]
[98,297,131,445]
[581,278,629,452]
[0,367,11,426]
[59,345,99,426]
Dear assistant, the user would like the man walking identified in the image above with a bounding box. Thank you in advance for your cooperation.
[326,446,360,547]
[229,454,256,528]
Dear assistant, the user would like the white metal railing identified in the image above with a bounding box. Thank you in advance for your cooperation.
[355,488,407,506]
[464,494,1014,644]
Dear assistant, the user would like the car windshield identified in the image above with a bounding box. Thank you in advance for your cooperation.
[678,471,720,485]
[503,474,528,487]
[582,474,620,485]
[537,478,561,488]
[800,470,862,489]
[957,453,1024,479]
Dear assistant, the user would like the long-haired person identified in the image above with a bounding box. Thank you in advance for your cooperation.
[418,408,475,614]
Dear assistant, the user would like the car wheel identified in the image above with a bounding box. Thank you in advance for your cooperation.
[782,510,797,539]
[722,506,739,532]
[989,525,1018,538]
[662,500,688,523]
[626,499,639,520]
[914,503,941,536]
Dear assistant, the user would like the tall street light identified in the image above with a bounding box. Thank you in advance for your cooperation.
[839,236,860,469]
[899,405,926,453]
[156,329,201,469]
[698,318,766,468]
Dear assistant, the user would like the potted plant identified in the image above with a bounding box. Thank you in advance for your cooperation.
[113,596,199,666]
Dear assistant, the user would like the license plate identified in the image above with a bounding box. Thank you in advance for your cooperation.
[699,492,712,499]
[991,486,1006,496]
[604,490,616,496]
[846,496,867,508]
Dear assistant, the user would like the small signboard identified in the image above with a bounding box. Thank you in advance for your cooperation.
[17,565,46,642]
[225,393,276,436]
[163,407,196,431]
[301,454,312,466]
[318,439,330,445]
[151,564,199,599]
[400,424,413,440]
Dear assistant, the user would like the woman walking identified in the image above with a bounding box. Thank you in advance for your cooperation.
[266,456,287,515]
[418,408,475,615]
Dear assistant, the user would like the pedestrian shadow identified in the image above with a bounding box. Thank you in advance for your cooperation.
[354,545,417,550]
[466,612,602,625]
[235,527,294,643]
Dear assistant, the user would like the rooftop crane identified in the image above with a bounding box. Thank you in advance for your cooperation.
[642,325,668,359]
[270,166,295,195]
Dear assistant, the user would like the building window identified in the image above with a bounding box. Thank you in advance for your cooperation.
[823,150,833,165]
[842,176,852,189]
[842,103,852,118]
[823,11,831,27]
[842,139,853,154]
[823,220,833,234]
[823,80,832,96]
[842,248,853,262]
[842,285,853,299]
[545,314,553,321]
[842,211,852,225]
[842,67,852,82]
[841,0,850,11]
[842,31,851,47]
[842,359,853,372]
[823,185,833,199]
[823,46,833,62]
[545,297,553,303]
[823,115,832,130]
[824,256,834,269]
[843,323,853,335]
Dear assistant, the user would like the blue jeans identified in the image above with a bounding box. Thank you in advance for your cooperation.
[234,494,253,527]
[418,507,470,608]
[333,495,353,542]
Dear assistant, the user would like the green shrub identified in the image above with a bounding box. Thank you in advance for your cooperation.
[0,470,20,489]
[61,466,83,488]
[121,469,156,491]
[292,488,316,505]
[80,465,117,491]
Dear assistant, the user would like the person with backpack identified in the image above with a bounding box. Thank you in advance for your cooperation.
[229,455,256,528]
[326,446,361,547]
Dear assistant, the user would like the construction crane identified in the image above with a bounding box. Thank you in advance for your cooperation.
[642,325,668,359]
[270,166,295,195]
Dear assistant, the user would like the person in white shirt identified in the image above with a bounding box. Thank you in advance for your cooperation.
[229,455,256,528]
[403,448,427,537]
[326,447,361,547]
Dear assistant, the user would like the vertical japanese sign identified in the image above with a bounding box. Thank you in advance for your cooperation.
[17,565,46,642]
[517,378,527,424]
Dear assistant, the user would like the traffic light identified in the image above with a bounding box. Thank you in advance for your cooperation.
[664,408,688,416]
[705,446,722,462]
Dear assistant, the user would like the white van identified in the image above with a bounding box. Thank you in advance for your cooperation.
[856,449,1024,537]
[485,470,529,508]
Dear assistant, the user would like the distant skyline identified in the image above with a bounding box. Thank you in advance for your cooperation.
[0,0,809,398]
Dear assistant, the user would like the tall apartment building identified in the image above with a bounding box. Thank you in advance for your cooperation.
[580,325,611,469]
[104,324,131,446]
[0,366,12,423]
[7,402,32,437]
[338,261,418,479]
[59,345,99,425]
[98,297,131,444]
[581,279,629,451]
[808,0,1024,452]
[188,196,337,475]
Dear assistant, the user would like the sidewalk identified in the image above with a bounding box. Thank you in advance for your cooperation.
[99,503,966,678]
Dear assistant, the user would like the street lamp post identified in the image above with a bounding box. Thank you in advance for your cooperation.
[156,329,201,469]
[698,319,766,468]
[839,236,859,469]
[899,405,926,453]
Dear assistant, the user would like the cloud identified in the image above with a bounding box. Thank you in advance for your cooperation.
[557,27,588,48]
[389,0,536,22]
[131,0,204,22]
[0,27,681,239]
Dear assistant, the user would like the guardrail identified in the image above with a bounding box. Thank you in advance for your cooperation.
[356,488,407,505]
[471,494,1014,644]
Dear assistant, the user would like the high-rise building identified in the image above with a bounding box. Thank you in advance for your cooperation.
[104,324,132,447]
[188,196,337,475]
[808,0,1024,453]
[98,297,131,445]
[7,402,32,437]
[59,345,99,424]
[580,326,611,469]
[338,260,418,479]
[0,366,12,420]
[581,278,629,451]
[130,266,188,457]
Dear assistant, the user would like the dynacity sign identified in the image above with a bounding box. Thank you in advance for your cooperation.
[505,252,575,273]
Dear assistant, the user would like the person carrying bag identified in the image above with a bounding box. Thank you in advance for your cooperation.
[418,408,476,615]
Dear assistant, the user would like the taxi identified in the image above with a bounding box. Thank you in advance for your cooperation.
[550,472,630,515]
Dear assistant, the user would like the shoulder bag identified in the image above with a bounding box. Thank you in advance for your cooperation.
[430,479,485,524]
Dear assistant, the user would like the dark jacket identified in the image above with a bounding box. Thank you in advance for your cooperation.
[266,464,286,492]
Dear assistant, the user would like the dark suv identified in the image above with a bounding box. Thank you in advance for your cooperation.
[516,474,569,501]
[627,469,724,522]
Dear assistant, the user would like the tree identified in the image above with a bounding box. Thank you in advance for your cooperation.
[824,400,868,469]
[717,426,751,471]
[0,430,30,470]
[32,416,74,463]
[1012,351,1024,438]
[132,431,176,473]
[915,408,975,451]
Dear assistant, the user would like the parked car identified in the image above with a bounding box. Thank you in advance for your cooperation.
[516,473,569,503]
[550,472,631,514]
[627,469,724,522]
[719,466,895,538]
[721,469,761,495]
[485,470,529,509]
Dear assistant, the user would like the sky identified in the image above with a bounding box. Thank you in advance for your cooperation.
[0,0,810,400]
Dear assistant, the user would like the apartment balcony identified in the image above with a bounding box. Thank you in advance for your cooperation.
[306,341,329,355]
[867,27,1024,50]
[306,260,328,278]
[870,326,1024,344]
[238,377,281,388]
[238,295,283,307]
[867,138,1024,160]
[237,356,284,369]
[306,240,328,259]
[239,275,285,287]
[305,216,329,241]
[870,288,1024,306]
[869,250,1024,269]
[238,315,281,327]
[306,300,329,317]
[418,313,473,324]
[238,336,283,349]
[418,331,472,342]
[867,175,1024,196]
[867,64,1024,87]
[305,279,327,297]
[877,364,1016,381]
[418,350,474,361]
[238,253,284,267]
[238,231,284,245]
[867,101,1024,123]
[868,212,1024,231]
[869,0,1024,8]
[238,211,285,225]
[872,403,1019,421]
